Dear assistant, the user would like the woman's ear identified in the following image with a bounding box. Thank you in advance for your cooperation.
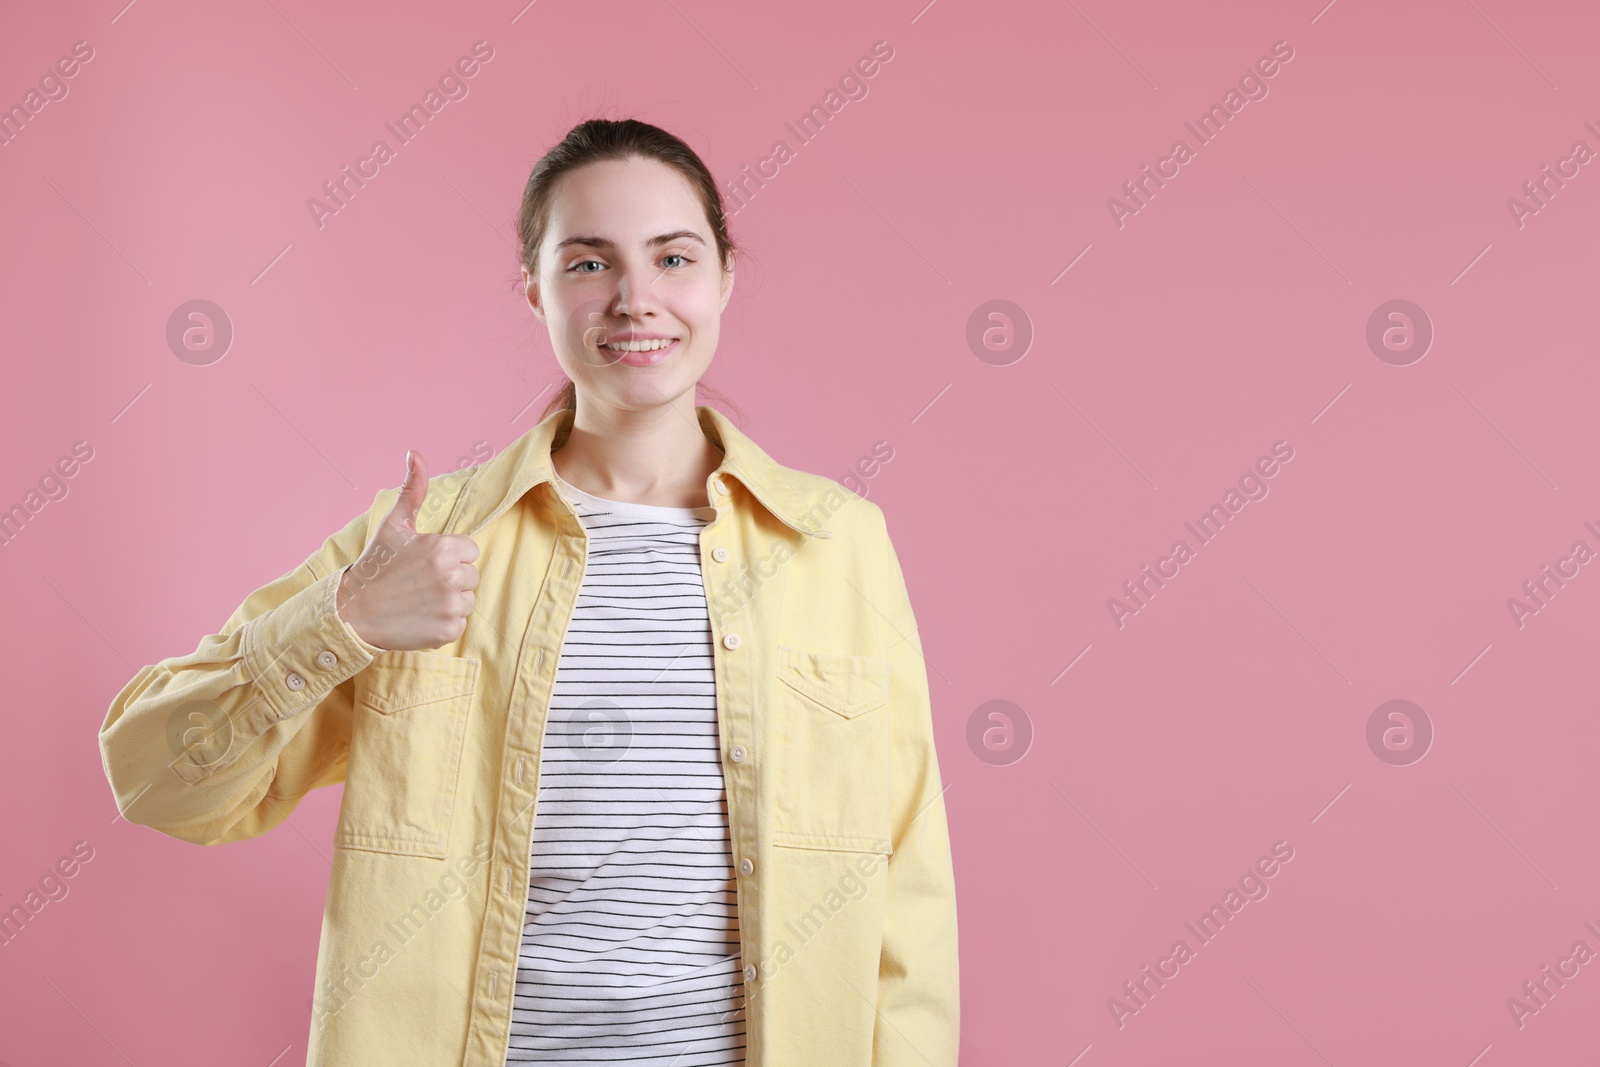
[719,255,736,311]
[523,267,545,324]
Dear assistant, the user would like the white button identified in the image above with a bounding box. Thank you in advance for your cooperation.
[286,672,306,691]
[711,546,729,563]
[739,857,754,876]
[743,963,757,982]
[729,744,746,762]
[722,633,741,650]
[316,650,337,669]
[713,479,729,495]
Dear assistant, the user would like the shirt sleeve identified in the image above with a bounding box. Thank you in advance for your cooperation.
[870,505,961,1066]
[98,497,385,847]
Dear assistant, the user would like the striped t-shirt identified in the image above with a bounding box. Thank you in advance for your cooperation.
[504,473,747,1066]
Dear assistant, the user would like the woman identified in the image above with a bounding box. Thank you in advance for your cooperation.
[99,118,958,1067]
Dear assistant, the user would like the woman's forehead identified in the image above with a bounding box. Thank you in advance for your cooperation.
[547,158,704,228]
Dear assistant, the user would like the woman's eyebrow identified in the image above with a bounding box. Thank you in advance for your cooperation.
[555,230,707,251]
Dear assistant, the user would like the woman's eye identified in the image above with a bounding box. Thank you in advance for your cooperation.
[568,255,692,273]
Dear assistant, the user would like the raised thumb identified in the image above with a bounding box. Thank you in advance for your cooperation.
[387,449,429,533]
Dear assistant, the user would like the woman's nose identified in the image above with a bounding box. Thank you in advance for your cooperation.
[609,262,666,318]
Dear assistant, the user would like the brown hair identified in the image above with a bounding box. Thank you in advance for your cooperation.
[515,117,742,422]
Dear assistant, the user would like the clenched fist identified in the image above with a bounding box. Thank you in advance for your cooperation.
[336,450,480,651]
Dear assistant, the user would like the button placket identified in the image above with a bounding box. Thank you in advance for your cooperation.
[704,505,760,1016]
[485,524,588,1042]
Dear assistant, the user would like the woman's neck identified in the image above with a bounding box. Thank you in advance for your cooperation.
[551,401,723,509]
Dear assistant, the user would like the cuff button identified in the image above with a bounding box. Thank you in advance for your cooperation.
[316,650,338,669]
[286,672,307,691]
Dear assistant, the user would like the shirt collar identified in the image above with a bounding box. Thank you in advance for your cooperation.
[442,404,834,540]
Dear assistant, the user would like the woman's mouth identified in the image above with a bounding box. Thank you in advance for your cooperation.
[600,337,679,366]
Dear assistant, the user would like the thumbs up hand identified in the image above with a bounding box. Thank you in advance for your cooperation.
[336,450,480,651]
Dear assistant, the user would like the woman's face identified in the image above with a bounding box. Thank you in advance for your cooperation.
[524,156,734,414]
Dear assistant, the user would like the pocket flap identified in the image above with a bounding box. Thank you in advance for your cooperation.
[359,650,480,714]
[776,646,890,718]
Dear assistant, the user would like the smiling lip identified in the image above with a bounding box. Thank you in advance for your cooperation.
[602,338,679,366]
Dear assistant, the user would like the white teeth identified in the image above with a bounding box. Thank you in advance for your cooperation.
[604,338,675,353]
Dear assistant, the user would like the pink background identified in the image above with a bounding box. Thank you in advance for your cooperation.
[4,0,1599,1063]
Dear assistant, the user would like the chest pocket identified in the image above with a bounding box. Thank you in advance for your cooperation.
[770,645,893,855]
[336,650,479,859]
